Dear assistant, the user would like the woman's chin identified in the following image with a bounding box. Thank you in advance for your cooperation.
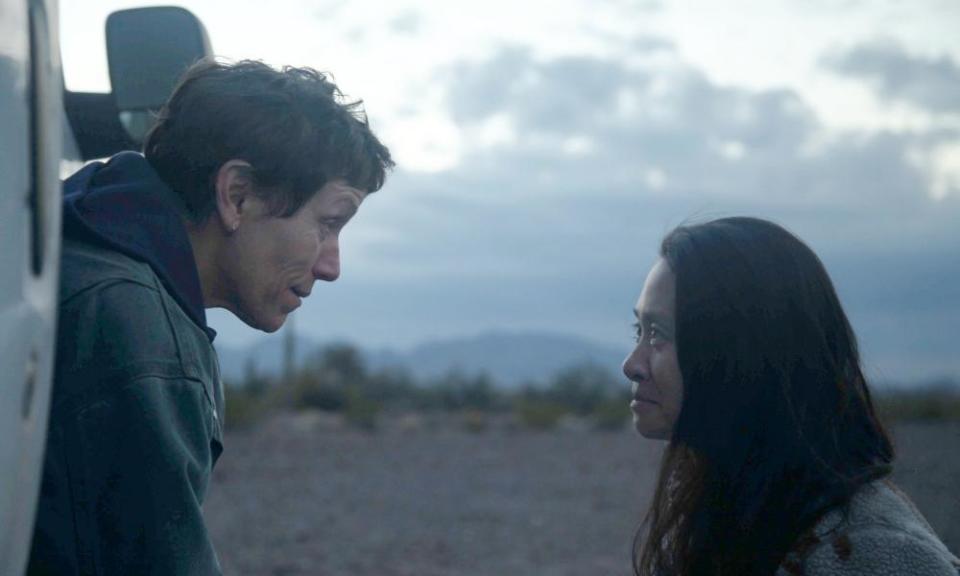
[242,309,287,333]
[633,417,670,440]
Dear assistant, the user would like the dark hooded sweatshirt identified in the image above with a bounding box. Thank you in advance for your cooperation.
[27,152,224,576]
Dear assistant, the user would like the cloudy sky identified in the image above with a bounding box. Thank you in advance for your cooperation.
[61,0,960,382]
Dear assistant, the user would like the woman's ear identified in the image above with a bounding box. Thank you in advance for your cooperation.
[214,159,255,233]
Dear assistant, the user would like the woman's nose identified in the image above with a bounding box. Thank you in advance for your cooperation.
[622,344,649,383]
[313,237,341,282]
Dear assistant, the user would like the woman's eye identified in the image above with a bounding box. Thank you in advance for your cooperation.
[317,218,343,239]
[326,217,349,233]
[647,326,665,346]
[633,322,667,346]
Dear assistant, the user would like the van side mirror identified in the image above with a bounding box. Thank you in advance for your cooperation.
[105,6,212,143]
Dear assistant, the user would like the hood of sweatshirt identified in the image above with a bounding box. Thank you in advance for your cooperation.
[62,151,216,341]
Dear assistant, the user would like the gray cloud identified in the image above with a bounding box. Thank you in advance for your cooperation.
[823,39,960,113]
[311,0,349,22]
[446,47,645,133]
[389,10,421,35]
[440,47,936,209]
[613,0,663,11]
[630,36,673,52]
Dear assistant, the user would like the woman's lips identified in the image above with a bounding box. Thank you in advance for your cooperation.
[286,288,303,310]
[630,396,659,410]
[291,286,311,299]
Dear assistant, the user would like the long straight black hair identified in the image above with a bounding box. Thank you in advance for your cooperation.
[634,217,893,576]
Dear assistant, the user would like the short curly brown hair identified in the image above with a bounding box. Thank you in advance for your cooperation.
[143,59,394,222]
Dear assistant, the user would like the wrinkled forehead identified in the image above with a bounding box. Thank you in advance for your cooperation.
[311,180,366,209]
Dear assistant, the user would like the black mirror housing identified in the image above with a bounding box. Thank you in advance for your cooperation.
[105,6,211,142]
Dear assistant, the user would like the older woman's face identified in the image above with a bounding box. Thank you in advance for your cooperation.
[221,180,366,332]
[622,258,684,440]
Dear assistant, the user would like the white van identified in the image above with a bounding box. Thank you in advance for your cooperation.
[0,3,209,573]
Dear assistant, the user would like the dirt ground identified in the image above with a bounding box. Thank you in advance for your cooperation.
[203,415,960,576]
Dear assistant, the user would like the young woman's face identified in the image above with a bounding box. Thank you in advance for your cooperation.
[622,258,684,440]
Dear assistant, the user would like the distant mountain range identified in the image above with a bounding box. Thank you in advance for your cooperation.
[214,330,630,388]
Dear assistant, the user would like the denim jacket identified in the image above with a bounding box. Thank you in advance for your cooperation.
[28,238,224,575]
[28,152,225,575]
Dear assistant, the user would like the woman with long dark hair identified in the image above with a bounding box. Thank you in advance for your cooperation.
[623,217,958,575]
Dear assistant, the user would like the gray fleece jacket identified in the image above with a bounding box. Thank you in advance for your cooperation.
[777,480,959,576]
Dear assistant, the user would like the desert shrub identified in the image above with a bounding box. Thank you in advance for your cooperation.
[314,343,368,385]
[366,366,422,409]
[343,385,381,431]
[241,357,270,397]
[223,384,270,431]
[292,371,346,411]
[292,342,373,412]
[545,363,621,416]
[430,370,503,412]
[220,360,278,431]
[514,399,568,430]
[591,398,630,431]
[876,387,960,422]
[461,409,490,433]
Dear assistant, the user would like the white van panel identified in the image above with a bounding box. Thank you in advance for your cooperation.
[0,1,63,574]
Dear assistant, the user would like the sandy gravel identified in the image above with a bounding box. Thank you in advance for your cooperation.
[203,415,959,575]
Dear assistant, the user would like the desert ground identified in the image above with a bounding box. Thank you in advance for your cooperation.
[204,416,960,575]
